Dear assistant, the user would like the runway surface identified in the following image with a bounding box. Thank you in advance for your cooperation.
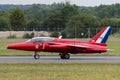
[0,56,120,63]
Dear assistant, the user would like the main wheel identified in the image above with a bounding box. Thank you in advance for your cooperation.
[60,53,70,59]
[64,54,70,59]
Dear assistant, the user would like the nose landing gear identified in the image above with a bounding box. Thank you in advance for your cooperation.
[34,51,40,59]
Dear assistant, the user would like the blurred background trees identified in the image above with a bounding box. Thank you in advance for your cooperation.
[9,7,26,30]
[0,2,120,37]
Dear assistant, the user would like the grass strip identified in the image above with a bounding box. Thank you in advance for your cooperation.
[0,63,120,80]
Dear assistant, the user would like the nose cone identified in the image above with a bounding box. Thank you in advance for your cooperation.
[7,42,26,50]
[7,42,35,51]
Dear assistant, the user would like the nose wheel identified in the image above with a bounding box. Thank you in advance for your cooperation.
[34,51,40,59]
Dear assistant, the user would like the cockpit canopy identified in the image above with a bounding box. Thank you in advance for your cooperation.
[26,37,55,43]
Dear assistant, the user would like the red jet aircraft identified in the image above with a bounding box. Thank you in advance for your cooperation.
[7,26,112,59]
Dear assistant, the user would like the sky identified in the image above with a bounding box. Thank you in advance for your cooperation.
[0,0,120,6]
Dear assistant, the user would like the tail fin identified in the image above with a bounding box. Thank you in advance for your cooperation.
[89,26,112,44]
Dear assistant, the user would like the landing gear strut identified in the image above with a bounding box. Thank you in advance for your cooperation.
[34,51,40,59]
[60,53,70,59]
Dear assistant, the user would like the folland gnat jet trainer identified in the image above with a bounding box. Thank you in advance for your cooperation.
[7,26,112,59]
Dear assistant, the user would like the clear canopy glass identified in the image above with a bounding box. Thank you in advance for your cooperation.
[26,37,55,42]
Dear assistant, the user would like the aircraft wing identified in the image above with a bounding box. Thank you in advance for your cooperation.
[48,42,88,49]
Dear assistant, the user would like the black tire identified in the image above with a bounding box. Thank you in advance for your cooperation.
[60,55,65,59]
[60,54,70,59]
[34,54,40,59]
[64,54,70,59]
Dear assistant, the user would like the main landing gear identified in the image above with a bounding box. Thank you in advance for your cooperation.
[34,51,40,59]
[60,53,70,59]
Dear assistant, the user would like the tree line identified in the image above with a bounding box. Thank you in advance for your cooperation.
[0,2,120,38]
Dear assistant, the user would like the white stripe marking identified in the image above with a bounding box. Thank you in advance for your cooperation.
[96,27,110,43]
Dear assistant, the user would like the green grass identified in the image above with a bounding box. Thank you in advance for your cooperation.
[0,38,120,80]
[0,63,120,80]
[105,41,120,55]
[0,38,120,56]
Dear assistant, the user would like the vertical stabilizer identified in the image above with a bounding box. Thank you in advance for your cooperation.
[89,26,112,43]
